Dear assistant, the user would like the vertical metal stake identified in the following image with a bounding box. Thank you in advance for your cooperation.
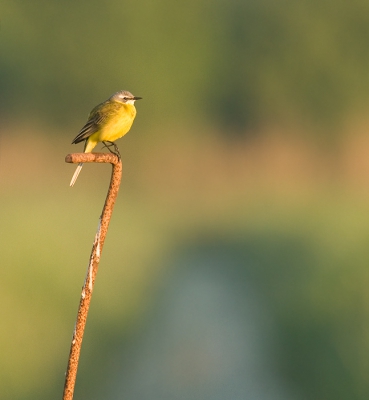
[63,152,122,400]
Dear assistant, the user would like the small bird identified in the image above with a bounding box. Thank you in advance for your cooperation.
[70,90,142,186]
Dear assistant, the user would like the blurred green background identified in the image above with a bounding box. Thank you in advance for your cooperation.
[2,0,369,399]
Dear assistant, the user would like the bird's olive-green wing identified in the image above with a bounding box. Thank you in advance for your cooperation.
[71,101,122,144]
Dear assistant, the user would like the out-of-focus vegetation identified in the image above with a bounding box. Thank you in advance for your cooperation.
[2,1,369,399]
[2,0,369,131]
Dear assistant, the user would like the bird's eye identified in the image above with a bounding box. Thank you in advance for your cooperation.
[123,97,128,100]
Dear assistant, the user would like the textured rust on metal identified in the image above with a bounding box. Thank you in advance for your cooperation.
[65,152,120,165]
[62,152,122,400]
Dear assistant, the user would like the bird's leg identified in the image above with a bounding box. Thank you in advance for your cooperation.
[102,141,111,151]
[102,141,121,159]
[106,141,121,159]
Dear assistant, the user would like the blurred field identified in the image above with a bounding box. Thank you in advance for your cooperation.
[3,1,369,399]
[2,123,369,399]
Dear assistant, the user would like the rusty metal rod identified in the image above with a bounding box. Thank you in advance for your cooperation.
[63,152,122,400]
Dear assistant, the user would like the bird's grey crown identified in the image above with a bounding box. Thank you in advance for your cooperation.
[110,90,134,102]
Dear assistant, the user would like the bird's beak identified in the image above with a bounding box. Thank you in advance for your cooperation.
[133,96,142,100]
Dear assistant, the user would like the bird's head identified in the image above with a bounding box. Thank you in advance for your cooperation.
[110,90,142,105]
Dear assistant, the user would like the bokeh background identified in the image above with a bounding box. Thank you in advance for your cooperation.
[2,1,369,399]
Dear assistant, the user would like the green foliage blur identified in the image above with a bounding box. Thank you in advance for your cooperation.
[2,1,369,399]
[2,0,369,132]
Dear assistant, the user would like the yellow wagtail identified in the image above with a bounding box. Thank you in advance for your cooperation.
[70,90,142,186]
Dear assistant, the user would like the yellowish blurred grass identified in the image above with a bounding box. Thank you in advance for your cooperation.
[2,121,369,398]
[3,120,369,198]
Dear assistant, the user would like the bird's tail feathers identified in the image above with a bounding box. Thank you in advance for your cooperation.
[70,163,84,187]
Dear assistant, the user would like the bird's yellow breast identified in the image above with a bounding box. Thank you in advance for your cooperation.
[90,103,137,143]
